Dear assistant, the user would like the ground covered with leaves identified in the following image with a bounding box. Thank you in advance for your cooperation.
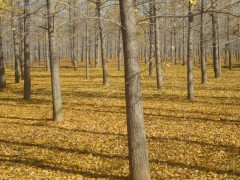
[0,60,239,179]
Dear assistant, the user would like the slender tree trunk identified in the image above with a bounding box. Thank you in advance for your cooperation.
[182,12,185,66]
[81,35,84,62]
[200,0,207,84]
[45,19,50,72]
[118,27,122,71]
[187,2,195,101]
[38,41,41,65]
[119,0,151,179]
[94,6,99,68]
[149,0,154,77]
[226,14,232,70]
[97,0,109,86]
[163,5,167,63]
[11,0,20,83]
[47,0,63,121]
[154,1,163,89]
[174,31,177,65]
[69,0,77,71]
[85,2,89,79]
[95,37,99,68]
[238,21,240,62]
[0,16,6,89]
[23,0,31,100]
[217,16,221,75]
[211,0,220,78]
[18,10,24,79]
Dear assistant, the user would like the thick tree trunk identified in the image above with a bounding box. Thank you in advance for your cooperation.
[154,1,163,89]
[0,17,6,89]
[97,0,109,86]
[23,0,31,100]
[187,2,195,101]
[47,0,63,121]
[119,1,151,179]
[200,0,207,84]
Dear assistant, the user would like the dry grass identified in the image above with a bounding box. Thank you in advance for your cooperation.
[0,59,239,179]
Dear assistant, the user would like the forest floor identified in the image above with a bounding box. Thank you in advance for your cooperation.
[0,59,239,179]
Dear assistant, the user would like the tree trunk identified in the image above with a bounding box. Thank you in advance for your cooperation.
[69,0,77,71]
[11,0,21,84]
[154,1,163,89]
[45,28,50,72]
[119,0,151,179]
[118,27,122,71]
[187,2,195,101]
[47,0,63,121]
[19,14,24,80]
[97,0,109,86]
[211,0,220,78]
[226,14,232,70]
[38,41,41,65]
[0,16,6,89]
[95,36,99,68]
[200,0,207,84]
[94,6,99,68]
[182,6,185,66]
[23,0,31,101]
[85,1,89,79]
[149,0,154,77]
[81,35,84,62]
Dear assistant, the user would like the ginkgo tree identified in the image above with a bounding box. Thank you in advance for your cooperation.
[0,0,6,89]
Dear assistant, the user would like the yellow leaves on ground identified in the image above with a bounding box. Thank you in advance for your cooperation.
[0,60,240,179]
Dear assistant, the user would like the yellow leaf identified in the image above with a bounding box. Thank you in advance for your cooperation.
[189,0,197,5]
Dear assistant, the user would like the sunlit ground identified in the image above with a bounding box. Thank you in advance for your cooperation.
[0,59,239,179]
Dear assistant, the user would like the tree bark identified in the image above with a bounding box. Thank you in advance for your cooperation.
[47,0,63,121]
[19,14,24,80]
[0,16,6,89]
[226,14,232,70]
[154,1,163,89]
[94,6,99,68]
[211,0,220,78]
[182,4,185,66]
[69,0,77,71]
[119,0,151,179]
[23,0,31,101]
[85,1,89,79]
[11,0,21,83]
[118,27,122,71]
[200,0,207,84]
[149,0,154,77]
[97,0,109,86]
[187,2,195,101]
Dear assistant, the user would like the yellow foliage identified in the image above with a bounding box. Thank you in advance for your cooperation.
[0,60,239,179]
[189,0,197,5]
[0,0,6,8]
